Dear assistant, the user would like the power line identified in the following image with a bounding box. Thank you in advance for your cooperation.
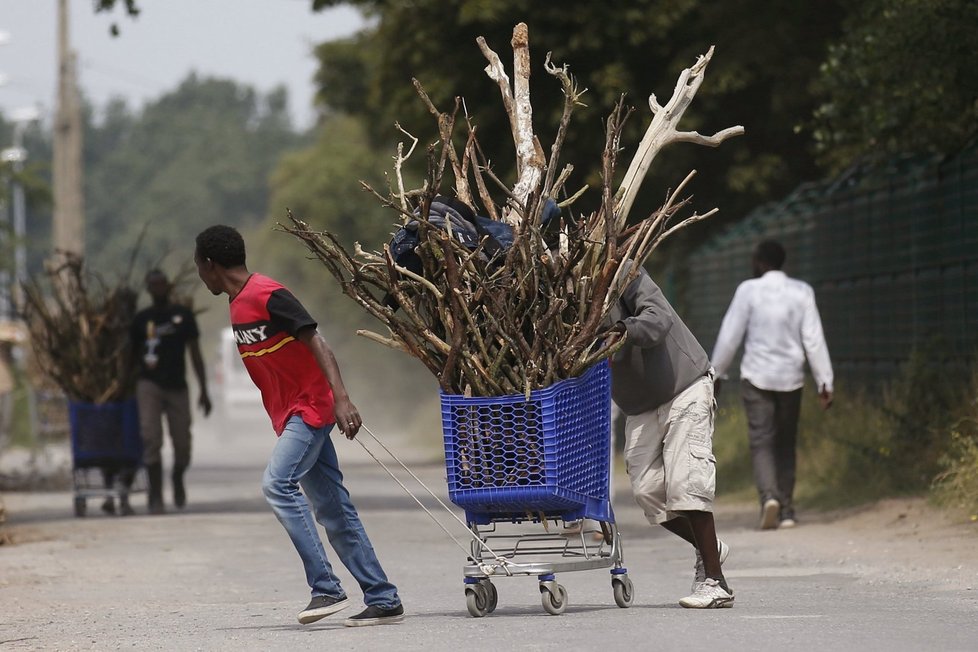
[79,57,167,93]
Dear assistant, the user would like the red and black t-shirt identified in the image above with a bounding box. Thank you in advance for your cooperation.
[229,273,335,435]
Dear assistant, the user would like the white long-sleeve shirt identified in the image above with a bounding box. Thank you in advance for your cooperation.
[710,270,834,393]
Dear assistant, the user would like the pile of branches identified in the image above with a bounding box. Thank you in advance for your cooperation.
[22,253,139,404]
[284,24,742,397]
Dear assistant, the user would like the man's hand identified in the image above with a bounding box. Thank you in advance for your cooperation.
[602,321,627,347]
[199,390,212,417]
[334,397,362,440]
[818,386,833,410]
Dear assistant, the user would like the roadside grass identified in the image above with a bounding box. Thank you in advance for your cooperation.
[714,350,978,520]
[931,368,978,522]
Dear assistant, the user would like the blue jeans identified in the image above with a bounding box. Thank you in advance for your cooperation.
[262,416,400,607]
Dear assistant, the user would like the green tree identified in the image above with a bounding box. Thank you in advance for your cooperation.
[82,75,303,274]
[812,0,978,171]
[248,114,439,433]
[311,0,845,231]
[249,113,396,333]
[0,115,53,279]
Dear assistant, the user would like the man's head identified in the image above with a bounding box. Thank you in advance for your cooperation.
[195,225,247,295]
[752,239,786,277]
[144,269,171,305]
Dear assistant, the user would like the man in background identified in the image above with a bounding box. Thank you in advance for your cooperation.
[710,240,834,530]
[130,269,211,514]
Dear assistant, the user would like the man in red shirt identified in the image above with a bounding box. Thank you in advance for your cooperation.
[194,225,403,627]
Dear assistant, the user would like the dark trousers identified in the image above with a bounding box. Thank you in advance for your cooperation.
[741,380,802,519]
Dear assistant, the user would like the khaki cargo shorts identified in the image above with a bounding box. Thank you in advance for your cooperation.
[623,374,717,525]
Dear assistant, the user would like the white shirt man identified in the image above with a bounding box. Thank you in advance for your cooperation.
[711,270,834,396]
[709,240,833,530]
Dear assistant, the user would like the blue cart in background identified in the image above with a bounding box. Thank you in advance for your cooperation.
[68,399,143,517]
[441,360,632,616]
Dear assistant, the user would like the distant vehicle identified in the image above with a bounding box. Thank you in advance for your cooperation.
[214,327,262,413]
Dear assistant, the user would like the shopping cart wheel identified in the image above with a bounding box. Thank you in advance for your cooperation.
[481,579,498,613]
[540,583,568,615]
[73,496,86,518]
[612,575,634,608]
[465,583,490,618]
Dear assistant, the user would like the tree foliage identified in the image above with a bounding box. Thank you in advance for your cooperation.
[812,0,978,171]
[82,75,302,274]
[92,1,978,192]
[248,113,394,327]
[248,113,439,419]
[312,0,845,230]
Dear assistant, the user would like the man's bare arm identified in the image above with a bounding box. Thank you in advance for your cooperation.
[296,327,362,438]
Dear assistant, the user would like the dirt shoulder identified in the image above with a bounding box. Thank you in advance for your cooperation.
[712,495,978,592]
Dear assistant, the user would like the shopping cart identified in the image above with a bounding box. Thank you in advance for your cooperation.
[439,360,632,616]
[68,399,143,517]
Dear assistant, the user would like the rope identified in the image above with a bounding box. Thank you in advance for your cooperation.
[355,424,508,572]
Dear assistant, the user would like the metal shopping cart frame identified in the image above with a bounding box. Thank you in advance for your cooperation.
[440,360,633,616]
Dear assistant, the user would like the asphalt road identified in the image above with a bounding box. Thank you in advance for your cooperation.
[2,413,977,651]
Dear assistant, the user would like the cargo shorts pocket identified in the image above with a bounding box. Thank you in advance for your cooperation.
[688,445,716,500]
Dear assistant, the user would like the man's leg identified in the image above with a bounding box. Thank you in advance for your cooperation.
[663,511,723,574]
[136,380,165,514]
[300,424,400,610]
[774,388,803,523]
[662,377,729,575]
[741,380,781,529]
[660,376,733,608]
[101,465,117,515]
[262,416,348,613]
[622,408,668,528]
[163,388,193,509]
[661,515,729,584]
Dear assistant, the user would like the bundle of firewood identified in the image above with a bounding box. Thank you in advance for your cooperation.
[285,24,742,397]
[22,253,139,404]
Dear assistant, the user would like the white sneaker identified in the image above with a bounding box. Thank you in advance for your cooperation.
[692,539,731,591]
[760,498,780,530]
[779,517,797,529]
[680,578,735,609]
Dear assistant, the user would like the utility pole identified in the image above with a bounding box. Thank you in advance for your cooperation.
[51,0,85,261]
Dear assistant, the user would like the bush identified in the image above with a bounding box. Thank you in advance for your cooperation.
[931,371,978,521]
[713,345,976,511]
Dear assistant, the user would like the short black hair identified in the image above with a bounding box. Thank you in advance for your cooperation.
[145,268,167,282]
[754,239,786,270]
[196,225,246,268]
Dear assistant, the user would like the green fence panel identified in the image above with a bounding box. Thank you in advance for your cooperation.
[685,143,978,388]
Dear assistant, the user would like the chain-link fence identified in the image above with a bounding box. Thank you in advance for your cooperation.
[683,141,978,387]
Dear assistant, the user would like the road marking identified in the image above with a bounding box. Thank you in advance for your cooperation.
[741,615,826,620]
[724,566,853,578]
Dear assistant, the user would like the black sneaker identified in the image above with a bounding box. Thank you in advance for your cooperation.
[298,595,350,624]
[173,479,187,509]
[343,604,405,627]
